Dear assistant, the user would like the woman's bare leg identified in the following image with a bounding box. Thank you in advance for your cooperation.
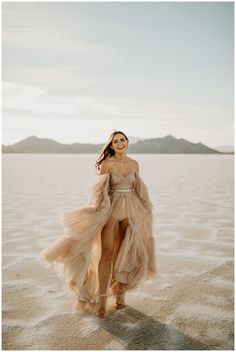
[97,216,118,317]
[116,218,129,309]
[113,223,125,266]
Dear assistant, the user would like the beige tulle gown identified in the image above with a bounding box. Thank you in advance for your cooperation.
[39,170,157,308]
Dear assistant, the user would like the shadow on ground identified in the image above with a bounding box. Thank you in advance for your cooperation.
[99,306,209,350]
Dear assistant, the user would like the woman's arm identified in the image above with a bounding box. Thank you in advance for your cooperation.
[94,159,111,211]
[99,159,111,175]
[135,171,153,211]
[133,160,139,173]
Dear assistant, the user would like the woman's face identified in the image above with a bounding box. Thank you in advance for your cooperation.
[111,133,128,154]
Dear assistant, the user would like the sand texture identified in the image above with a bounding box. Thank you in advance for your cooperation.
[2,154,234,350]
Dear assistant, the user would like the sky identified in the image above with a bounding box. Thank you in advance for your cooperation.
[2,1,234,147]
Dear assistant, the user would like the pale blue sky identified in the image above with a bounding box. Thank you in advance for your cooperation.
[2,2,234,147]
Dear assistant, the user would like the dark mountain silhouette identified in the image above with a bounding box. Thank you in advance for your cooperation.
[2,136,101,154]
[128,135,222,154]
[2,135,223,154]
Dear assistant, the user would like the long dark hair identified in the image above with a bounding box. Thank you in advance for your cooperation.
[95,130,129,171]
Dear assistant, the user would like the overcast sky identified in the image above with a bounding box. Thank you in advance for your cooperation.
[2,2,234,147]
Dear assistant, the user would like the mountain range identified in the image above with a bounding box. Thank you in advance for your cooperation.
[2,135,232,154]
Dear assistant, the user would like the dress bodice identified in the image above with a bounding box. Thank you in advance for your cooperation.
[109,171,136,192]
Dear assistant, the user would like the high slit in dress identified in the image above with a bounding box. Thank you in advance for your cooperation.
[39,170,157,307]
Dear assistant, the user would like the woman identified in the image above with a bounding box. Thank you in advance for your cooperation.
[39,130,157,319]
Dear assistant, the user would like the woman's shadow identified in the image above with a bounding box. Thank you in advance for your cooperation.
[98,305,209,350]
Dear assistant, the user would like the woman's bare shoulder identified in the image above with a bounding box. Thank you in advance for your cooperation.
[99,159,112,175]
[127,157,139,171]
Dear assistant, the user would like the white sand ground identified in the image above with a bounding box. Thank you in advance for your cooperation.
[2,154,234,350]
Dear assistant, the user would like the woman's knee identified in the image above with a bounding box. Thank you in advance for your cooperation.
[101,247,113,261]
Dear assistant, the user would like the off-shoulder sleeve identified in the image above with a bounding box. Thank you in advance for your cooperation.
[87,173,111,210]
[59,173,111,240]
[134,172,153,211]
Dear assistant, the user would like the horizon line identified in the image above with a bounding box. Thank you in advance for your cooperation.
[2,134,234,149]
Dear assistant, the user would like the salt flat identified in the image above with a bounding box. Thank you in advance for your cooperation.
[2,154,234,350]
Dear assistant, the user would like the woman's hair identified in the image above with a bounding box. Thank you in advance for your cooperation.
[95,130,129,171]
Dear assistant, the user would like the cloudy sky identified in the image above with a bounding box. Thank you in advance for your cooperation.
[2,2,234,147]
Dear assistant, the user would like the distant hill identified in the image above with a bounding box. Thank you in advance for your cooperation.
[128,136,144,144]
[127,135,222,154]
[2,136,99,153]
[2,135,223,154]
[213,145,234,153]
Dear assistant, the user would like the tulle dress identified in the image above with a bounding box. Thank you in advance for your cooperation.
[39,170,157,308]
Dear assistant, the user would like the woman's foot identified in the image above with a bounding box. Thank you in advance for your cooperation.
[116,294,126,310]
[116,283,127,310]
[97,294,107,319]
[73,300,86,311]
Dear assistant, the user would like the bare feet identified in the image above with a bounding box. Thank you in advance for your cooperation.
[116,282,127,310]
[116,294,126,310]
[73,300,87,311]
[97,294,107,319]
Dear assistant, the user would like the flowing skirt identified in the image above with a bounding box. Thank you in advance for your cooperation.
[39,173,157,307]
